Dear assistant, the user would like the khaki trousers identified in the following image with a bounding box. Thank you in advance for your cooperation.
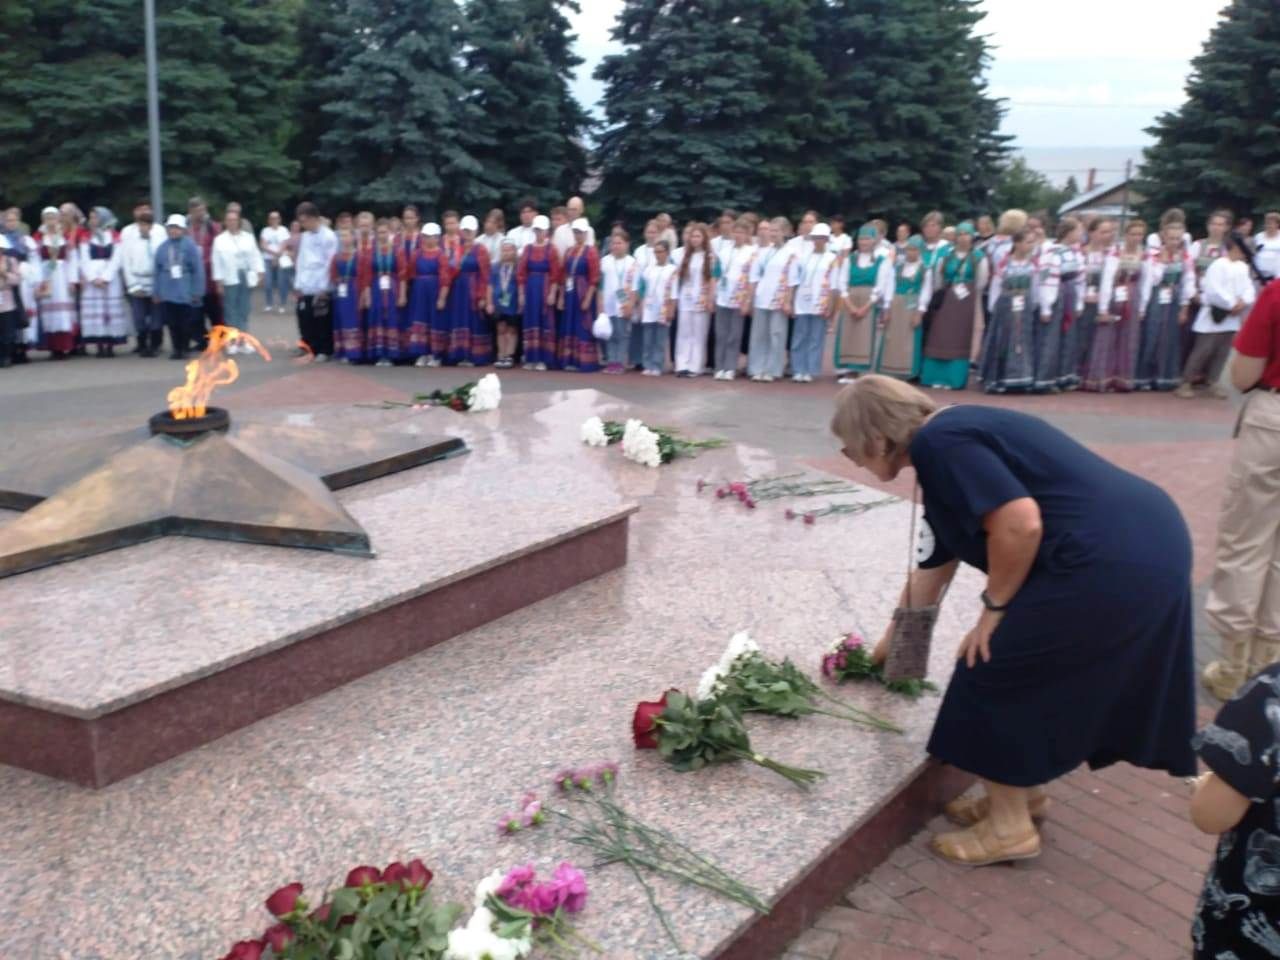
[1206,391,1280,672]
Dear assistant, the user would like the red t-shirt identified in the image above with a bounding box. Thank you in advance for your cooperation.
[1235,279,1280,388]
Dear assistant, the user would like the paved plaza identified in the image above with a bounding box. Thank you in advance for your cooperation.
[0,305,1237,958]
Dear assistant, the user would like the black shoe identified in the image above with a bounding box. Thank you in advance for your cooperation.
[0,357,10,369]
[169,351,186,360]
[132,341,145,355]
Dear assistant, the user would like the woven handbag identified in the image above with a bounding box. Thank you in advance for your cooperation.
[883,487,947,682]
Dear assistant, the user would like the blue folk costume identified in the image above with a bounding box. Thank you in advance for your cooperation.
[518,241,560,368]
[366,242,405,363]
[1037,242,1086,390]
[556,243,601,372]
[979,254,1040,394]
[331,248,366,363]
[445,241,492,366]
[1135,248,1196,391]
[407,242,451,362]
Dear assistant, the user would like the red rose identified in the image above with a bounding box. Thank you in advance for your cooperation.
[450,396,465,411]
[263,924,295,952]
[310,903,331,923]
[382,861,408,886]
[404,859,433,891]
[221,941,264,960]
[264,882,304,918]
[344,865,382,888]
[632,691,674,750]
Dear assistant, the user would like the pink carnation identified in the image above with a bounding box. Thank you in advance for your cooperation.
[497,864,537,899]
[552,863,589,914]
[521,800,543,827]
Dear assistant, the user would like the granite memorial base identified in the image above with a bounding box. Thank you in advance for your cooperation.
[0,389,981,959]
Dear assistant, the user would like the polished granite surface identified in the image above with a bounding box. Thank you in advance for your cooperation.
[0,401,634,718]
[0,389,981,959]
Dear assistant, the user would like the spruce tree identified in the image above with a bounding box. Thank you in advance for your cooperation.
[0,0,299,217]
[593,0,816,227]
[460,0,590,213]
[1138,0,1280,224]
[813,0,1009,222]
[313,0,480,212]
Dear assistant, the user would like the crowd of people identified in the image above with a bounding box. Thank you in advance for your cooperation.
[2,195,1278,399]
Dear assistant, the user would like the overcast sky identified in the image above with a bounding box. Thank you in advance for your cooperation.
[567,0,1228,149]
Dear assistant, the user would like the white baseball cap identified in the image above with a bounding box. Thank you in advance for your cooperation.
[532,215,550,231]
[459,215,478,232]
[422,222,441,237]
[165,214,188,229]
[572,217,590,233]
[810,223,832,238]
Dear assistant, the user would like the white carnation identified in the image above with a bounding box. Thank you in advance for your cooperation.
[725,630,760,663]
[696,663,726,701]
[446,901,532,960]
[580,416,608,447]
[469,373,502,411]
[472,869,505,908]
[624,425,662,468]
[621,418,645,451]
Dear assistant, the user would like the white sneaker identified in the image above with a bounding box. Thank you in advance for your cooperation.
[750,373,763,382]
[836,374,856,384]
[792,373,804,383]
[314,353,330,363]
[414,356,430,368]
[535,363,547,372]
[427,356,441,368]
[375,358,392,367]
[725,370,736,381]
[762,374,775,383]
[713,370,724,380]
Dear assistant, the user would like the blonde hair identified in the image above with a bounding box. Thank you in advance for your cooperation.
[830,375,938,459]
[997,208,1028,234]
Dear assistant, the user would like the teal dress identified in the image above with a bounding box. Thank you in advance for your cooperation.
[835,254,886,372]
[921,249,983,389]
[875,259,926,380]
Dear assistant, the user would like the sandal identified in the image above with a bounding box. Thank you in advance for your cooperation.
[932,818,1041,867]
[945,791,1050,827]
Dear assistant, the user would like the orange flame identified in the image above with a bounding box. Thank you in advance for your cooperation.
[167,325,272,419]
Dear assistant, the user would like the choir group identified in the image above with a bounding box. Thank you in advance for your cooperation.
[4,195,1279,399]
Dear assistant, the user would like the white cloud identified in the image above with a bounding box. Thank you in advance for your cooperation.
[567,0,1227,146]
[978,0,1225,62]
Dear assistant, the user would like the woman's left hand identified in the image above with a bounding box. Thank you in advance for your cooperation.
[957,609,1003,668]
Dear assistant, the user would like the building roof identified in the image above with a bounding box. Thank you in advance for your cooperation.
[1058,178,1142,216]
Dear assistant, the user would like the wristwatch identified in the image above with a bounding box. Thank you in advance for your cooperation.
[980,590,1010,612]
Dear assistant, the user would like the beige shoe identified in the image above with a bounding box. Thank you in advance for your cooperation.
[932,818,1041,867]
[1210,384,1230,399]
[946,790,1051,827]
[1174,383,1196,399]
[1203,660,1246,701]
[1248,639,1280,679]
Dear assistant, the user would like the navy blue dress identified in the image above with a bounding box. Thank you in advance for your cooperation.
[910,406,1197,786]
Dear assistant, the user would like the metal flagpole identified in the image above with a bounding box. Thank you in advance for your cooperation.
[144,0,164,216]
